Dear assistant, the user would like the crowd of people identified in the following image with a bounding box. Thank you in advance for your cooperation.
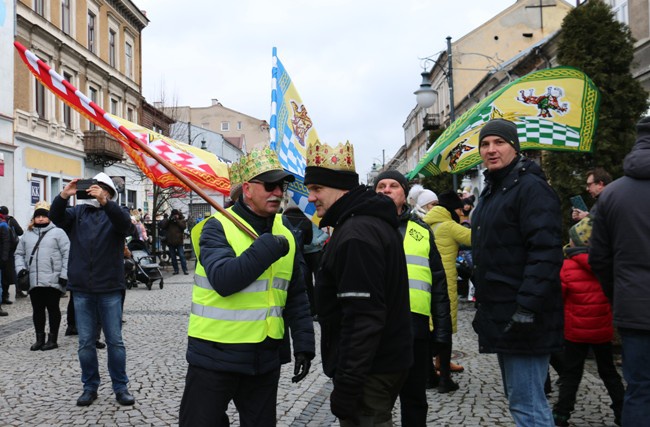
[1,116,649,426]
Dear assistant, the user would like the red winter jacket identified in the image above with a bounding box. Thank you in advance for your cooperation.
[561,252,613,343]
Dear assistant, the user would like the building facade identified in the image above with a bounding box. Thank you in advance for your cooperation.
[0,0,16,211]
[169,100,270,154]
[12,0,148,224]
[608,0,650,101]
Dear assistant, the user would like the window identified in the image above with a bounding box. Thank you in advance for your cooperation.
[221,122,230,131]
[110,98,118,115]
[35,80,46,119]
[88,86,97,130]
[609,0,629,25]
[237,121,242,130]
[127,107,134,122]
[63,72,72,129]
[109,30,116,66]
[88,11,96,53]
[61,0,71,35]
[35,0,44,16]
[125,42,133,78]
[127,190,137,209]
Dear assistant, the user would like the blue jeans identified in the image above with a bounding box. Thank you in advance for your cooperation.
[168,244,187,273]
[497,353,554,426]
[74,291,129,393]
[619,327,650,426]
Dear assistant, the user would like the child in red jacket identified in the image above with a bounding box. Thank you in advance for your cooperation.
[553,218,624,427]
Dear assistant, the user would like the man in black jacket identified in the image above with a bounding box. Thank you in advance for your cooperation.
[590,116,650,426]
[304,141,413,426]
[374,169,453,426]
[471,119,563,426]
[179,147,314,426]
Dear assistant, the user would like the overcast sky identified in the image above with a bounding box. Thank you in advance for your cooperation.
[135,0,517,181]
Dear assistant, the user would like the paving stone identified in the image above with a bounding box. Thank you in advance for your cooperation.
[0,275,621,425]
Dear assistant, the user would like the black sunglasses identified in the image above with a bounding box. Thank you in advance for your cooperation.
[249,180,289,192]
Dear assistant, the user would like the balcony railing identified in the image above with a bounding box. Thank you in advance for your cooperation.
[83,130,124,166]
[423,113,440,131]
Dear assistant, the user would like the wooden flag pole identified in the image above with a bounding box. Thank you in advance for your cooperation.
[114,126,257,240]
[13,41,257,240]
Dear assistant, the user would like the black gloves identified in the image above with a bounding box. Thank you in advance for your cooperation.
[273,235,290,256]
[330,384,361,425]
[58,277,68,287]
[18,269,28,278]
[255,233,290,259]
[292,352,312,383]
[504,305,536,334]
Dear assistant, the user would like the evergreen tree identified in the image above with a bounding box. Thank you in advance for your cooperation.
[543,0,647,233]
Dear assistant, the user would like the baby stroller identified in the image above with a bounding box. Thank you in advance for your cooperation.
[127,239,164,290]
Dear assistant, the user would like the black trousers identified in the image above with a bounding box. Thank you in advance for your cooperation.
[179,364,281,427]
[30,287,62,335]
[399,337,430,426]
[2,251,17,298]
[554,340,624,418]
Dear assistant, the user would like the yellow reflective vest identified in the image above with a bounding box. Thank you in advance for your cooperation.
[403,220,432,316]
[188,209,295,344]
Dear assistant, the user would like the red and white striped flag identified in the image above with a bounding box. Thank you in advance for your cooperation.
[14,41,230,195]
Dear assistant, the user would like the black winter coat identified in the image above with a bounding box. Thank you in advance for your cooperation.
[397,208,452,343]
[316,185,413,396]
[590,126,650,331]
[49,195,134,293]
[471,157,564,354]
[186,200,315,375]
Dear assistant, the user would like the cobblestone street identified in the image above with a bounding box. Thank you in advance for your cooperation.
[0,270,621,426]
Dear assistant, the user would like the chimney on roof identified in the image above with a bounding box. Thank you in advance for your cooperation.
[211,99,220,106]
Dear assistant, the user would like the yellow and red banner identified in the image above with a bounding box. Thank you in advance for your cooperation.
[14,41,230,194]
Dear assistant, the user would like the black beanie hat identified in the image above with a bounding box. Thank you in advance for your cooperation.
[373,170,409,195]
[303,167,359,190]
[479,119,520,152]
[438,190,464,211]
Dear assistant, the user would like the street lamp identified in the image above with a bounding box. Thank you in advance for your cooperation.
[415,36,457,190]
[414,71,438,109]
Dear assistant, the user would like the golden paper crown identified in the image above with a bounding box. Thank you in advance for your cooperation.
[228,161,242,186]
[306,140,356,172]
[237,146,284,182]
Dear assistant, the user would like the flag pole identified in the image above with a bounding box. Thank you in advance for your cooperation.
[114,123,257,240]
[13,41,256,240]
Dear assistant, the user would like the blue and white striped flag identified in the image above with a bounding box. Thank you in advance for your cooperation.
[270,47,320,222]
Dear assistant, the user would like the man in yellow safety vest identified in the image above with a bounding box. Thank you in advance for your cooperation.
[374,170,454,427]
[179,146,315,426]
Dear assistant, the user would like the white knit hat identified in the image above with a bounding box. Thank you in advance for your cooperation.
[416,189,438,207]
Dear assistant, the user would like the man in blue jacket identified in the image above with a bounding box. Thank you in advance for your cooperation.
[50,172,136,407]
[179,147,315,426]
[471,119,563,426]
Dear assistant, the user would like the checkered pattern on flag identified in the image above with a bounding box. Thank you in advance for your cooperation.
[408,66,601,179]
[520,117,581,148]
[14,41,230,195]
[270,47,320,222]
